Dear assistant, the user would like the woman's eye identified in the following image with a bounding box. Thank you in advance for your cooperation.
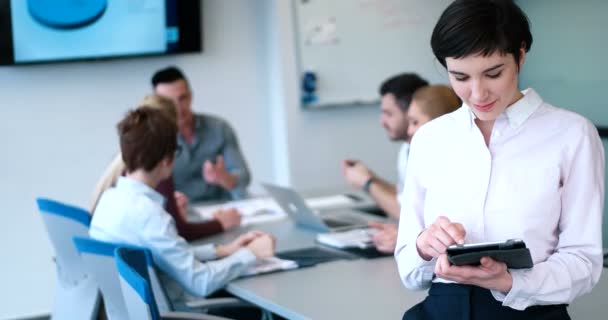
[454,76,468,81]
[487,72,502,79]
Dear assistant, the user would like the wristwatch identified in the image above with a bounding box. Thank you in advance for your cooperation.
[362,176,375,194]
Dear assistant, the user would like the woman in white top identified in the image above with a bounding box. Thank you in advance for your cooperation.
[395,0,604,319]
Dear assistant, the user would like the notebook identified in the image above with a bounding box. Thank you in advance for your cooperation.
[241,256,298,277]
[191,197,287,226]
[316,228,392,259]
[316,228,376,249]
[240,246,356,277]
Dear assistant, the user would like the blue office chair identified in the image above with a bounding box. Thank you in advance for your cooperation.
[36,197,100,320]
[115,247,235,320]
[73,237,130,320]
[74,237,252,319]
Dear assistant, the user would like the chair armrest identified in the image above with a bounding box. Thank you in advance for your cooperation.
[161,311,235,320]
[184,297,251,309]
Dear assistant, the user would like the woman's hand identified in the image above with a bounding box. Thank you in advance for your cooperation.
[215,231,265,257]
[174,191,189,220]
[246,234,276,259]
[416,216,466,261]
[368,221,398,253]
[435,254,513,293]
[214,208,242,230]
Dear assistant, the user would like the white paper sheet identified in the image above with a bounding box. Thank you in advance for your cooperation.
[305,194,355,209]
[241,257,298,277]
[317,228,376,249]
[191,197,286,226]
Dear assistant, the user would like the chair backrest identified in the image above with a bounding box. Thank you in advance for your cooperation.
[115,247,161,320]
[37,197,92,286]
[73,237,128,320]
[73,237,173,315]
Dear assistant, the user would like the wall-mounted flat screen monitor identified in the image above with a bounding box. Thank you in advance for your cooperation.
[0,0,202,65]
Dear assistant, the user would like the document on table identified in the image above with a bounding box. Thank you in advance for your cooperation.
[317,228,376,249]
[305,194,356,209]
[191,193,358,226]
[241,256,298,277]
[191,197,287,226]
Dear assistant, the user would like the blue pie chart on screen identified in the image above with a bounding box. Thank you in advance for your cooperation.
[28,0,107,30]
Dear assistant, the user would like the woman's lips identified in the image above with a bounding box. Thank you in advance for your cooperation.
[473,101,496,112]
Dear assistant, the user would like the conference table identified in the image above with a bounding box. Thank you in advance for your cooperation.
[195,214,426,320]
[192,194,608,320]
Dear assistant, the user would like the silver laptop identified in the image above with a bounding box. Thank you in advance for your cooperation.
[262,183,368,232]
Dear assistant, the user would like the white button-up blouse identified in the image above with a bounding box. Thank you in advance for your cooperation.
[395,88,604,310]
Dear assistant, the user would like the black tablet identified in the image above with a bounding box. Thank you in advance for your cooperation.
[446,239,533,269]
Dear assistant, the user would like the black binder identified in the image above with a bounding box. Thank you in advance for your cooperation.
[276,246,357,268]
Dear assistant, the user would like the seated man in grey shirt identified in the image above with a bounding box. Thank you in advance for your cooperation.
[152,66,251,202]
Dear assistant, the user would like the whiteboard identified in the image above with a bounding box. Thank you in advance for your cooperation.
[293,0,453,108]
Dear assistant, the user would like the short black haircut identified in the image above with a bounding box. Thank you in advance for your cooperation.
[151,66,188,88]
[379,73,429,111]
[431,0,533,68]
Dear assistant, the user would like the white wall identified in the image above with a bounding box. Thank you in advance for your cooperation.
[0,1,274,318]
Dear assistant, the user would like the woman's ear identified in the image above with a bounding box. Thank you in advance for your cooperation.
[518,46,526,71]
[158,155,175,179]
[162,155,175,168]
[154,156,171,173]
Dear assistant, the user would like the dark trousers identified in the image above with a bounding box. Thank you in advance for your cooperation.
[403,283,570,320]
[206,289,288,320]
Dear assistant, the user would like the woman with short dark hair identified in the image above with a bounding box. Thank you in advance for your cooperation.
[396,1,604,319]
